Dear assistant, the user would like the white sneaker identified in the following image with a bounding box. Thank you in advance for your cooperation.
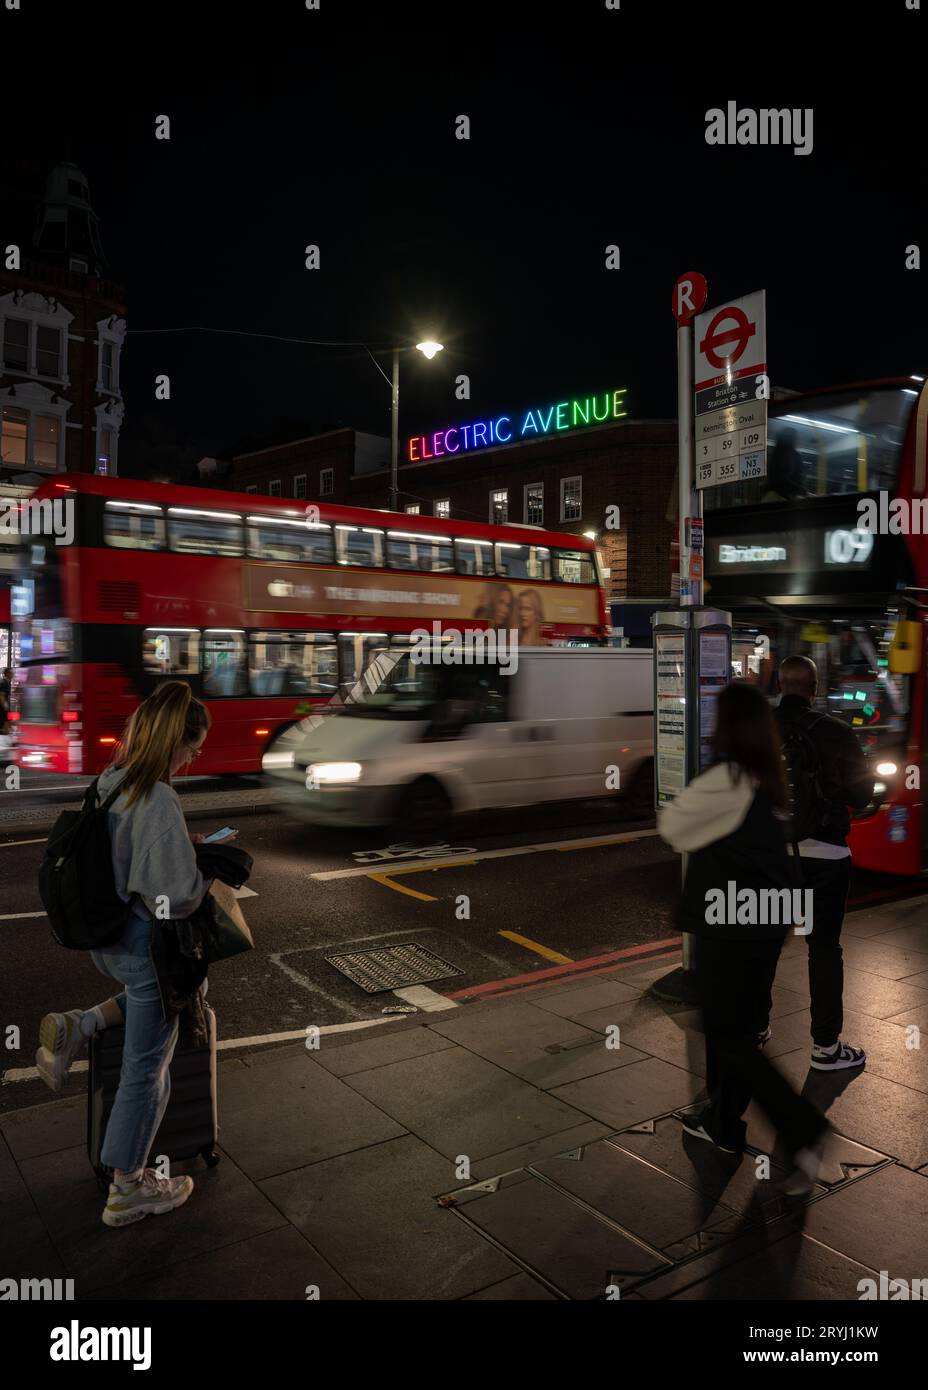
[811,1040,866,1072]
[102,1169,194,1227]
[35,1010,85,1092]
[782,1143,825,1196]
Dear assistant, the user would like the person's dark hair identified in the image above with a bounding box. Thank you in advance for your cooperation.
[710,680,788,812]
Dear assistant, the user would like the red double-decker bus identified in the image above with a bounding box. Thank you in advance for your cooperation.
[11,474,608,775]
[704,375,928,875]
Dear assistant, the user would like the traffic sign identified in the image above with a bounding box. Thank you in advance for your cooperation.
[672,271,708,325]
[693,290,767,490]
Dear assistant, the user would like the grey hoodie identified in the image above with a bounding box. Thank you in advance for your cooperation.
[96,765,207,921]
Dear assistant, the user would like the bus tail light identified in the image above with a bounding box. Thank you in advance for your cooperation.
[99,736,117,746]
[255,728,269,736]
[62,710,79,723]
[7,711,19,722]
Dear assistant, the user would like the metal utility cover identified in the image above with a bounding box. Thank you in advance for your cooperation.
[324,943,463,994]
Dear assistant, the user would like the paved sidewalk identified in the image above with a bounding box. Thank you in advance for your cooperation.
[4,895,928,1300]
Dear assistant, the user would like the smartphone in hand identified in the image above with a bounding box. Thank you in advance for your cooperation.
[203,826,237,843]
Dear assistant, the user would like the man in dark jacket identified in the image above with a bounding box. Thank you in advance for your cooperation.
[775,655,874,1071]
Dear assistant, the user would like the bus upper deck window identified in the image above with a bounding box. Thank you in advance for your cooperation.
[246,517,335,565]
[454,539,495,577]
[335,526,384,568]
[386,531,454,573]
[143,627,199,675]
[553,549,593,583]
[167,508,243,557]
[105,500,165,550]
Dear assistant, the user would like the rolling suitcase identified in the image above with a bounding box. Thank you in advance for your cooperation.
[87,1002,221,1192]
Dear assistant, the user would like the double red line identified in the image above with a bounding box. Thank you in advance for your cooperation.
[446,936,683,1003]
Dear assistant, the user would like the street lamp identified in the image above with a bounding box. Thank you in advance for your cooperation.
[388,339,443,512]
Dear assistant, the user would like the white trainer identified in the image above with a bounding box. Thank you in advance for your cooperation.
[102,1169,194,1227]
[35,1010,85,1093]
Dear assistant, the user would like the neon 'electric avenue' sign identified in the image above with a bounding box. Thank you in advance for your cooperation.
[407,388,628,462]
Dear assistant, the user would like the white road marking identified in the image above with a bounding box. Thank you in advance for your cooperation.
[0,838,48,848]
[232,886,258,898]
[392,985,459,1012]
[312,828,661,880]
[0,911,47,921]
[268,951,368,1017]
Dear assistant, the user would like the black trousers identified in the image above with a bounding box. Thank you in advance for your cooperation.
[795,855,852,1047]
[696,935,826,1157]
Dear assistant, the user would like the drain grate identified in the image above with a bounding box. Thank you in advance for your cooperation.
[324,943,463,994]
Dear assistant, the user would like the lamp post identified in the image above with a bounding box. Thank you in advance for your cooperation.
[387,339,443,512]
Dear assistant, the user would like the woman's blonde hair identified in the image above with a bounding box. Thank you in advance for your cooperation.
[112,681,210,808]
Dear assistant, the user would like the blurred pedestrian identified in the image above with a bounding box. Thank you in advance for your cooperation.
[659,681,828,1193]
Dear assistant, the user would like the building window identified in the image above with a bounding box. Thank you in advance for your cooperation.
[2,320,29,371]
[246,485,258,494]
[524,483,544,525]
[560,476,582,522]
[294,473,307,499]
[490,488,508,524]
[0,406,28,466]
[96,426,114,475]
[100,342,115,390]
[320,467,334,496]
[434,498,450,519]
[269,479,282,497]
[36,327,62,378]
[404,504,420,514]
[0,406,62,471]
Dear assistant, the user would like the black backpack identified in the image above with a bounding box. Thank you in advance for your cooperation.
[38,778,133,950]
[780,713,827,843]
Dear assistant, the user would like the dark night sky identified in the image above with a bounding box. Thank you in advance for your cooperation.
[4,0,926,479]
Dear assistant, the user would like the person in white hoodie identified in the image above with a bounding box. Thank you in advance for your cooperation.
[35,681,217,1226]
[658,681,827,1194]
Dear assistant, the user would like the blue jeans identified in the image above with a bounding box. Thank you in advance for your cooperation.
[90,910,179,1173]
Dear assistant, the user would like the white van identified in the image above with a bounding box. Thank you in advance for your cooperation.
[262,646,654,831]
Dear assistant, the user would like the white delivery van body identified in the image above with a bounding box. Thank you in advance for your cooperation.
[265,647,654,827]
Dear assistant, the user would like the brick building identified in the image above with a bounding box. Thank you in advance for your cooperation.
[223,413,679,623]
[0,162,126,484]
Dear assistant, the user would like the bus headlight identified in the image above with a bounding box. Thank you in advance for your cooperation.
[307,761,362,786]
[873,781,887,796]
[262,751,295,770]
[875,762,897,777]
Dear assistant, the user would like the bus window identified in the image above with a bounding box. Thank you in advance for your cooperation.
[202,630,248,698]
[553,549,594,583]
[104,501,165,551]
[249,631,338,697]
[494,542,552,580]
[455,538,495,577]
[338,631,392,695]
[246,517,335,565]
[335,525,384,568]
[386,531,454,573]
[167,508,244,557]
[143,627,199,675]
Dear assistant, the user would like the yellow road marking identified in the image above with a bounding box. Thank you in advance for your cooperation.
[368,872,437,902]
[498,931,573,964]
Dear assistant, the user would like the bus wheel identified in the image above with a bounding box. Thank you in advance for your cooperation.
[626,759,655,819]
[395,778,451,842]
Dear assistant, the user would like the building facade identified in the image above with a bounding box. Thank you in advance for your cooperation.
[0,163,126,484]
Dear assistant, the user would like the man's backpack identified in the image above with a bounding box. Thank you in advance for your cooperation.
[780,713,827,843]
[38,779,133,950]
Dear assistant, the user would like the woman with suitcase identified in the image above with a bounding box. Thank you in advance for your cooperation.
[35,681,220,1226]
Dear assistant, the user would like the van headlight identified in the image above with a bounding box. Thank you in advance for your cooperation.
[307,761,362,786]
[262,751,296,770]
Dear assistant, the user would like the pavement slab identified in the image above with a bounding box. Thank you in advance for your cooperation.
[548,1056,703,1130]
[261,1134,518,1300]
